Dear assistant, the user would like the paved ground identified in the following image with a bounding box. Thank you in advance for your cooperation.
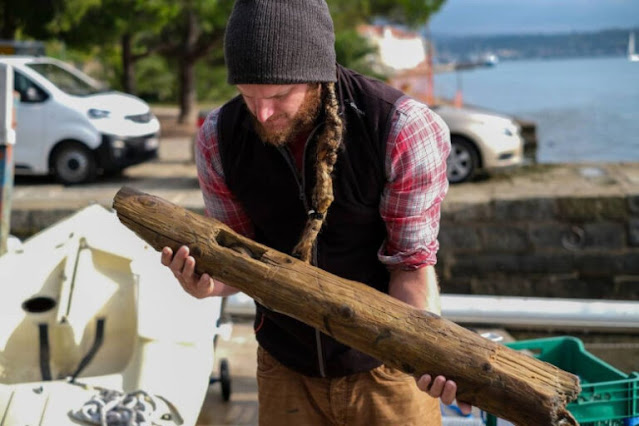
[11,136,201,212]
[198,321,259,426]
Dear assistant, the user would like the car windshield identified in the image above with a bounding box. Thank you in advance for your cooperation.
[26,62,105,96]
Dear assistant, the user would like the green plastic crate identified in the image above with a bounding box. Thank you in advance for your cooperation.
[485,336,639,426]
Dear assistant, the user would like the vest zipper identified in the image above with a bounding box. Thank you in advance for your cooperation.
[277,147,307,207]
[277,123,327,378]
[299,122,322,209]
[312,246,326,377]
[275,122,322,214]
[303,124,327,378]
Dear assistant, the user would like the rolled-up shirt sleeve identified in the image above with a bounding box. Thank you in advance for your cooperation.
[195,108,255,238]
[378,97,451,270]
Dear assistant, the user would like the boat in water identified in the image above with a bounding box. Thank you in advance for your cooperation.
[482,53,499,67]
[0,205,228,425]
[629,32,639,62]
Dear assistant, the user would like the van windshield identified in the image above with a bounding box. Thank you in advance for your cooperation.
[26,62,105,96]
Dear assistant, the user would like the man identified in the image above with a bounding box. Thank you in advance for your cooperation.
[162,0,471,424]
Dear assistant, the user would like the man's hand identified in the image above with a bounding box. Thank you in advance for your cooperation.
[416,375,472,415]
[160,245,238,298]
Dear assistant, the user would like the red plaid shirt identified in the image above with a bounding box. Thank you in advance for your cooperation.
[195,96,450,269]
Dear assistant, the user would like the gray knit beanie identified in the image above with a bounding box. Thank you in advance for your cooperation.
[224,0,337,84]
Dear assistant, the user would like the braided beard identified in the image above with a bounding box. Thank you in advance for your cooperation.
[250,84,323,147]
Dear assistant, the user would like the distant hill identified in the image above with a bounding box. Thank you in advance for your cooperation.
[431,28,639,62]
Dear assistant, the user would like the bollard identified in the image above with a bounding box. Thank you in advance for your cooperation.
[0,64,16,255]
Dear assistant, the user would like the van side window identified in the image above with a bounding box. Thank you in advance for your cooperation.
[14,72,49,103]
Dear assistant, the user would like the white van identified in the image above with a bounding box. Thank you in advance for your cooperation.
[0,56,160,184]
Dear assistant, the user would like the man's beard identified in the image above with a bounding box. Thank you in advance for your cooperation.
[251,85,323,147]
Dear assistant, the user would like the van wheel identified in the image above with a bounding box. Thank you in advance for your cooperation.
[52,142,97,185]
[447,137,479,184]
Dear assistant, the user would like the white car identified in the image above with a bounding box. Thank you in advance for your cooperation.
[432,104,525,183]
[0,56,160,184]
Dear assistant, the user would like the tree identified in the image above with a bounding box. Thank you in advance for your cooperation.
[150,0,233,124]
[327,0,446,30]
[334,29,382,79]
[58,0,232,123]
[367,0,446,28]
[0,0,98,40]
[60,0,178,95]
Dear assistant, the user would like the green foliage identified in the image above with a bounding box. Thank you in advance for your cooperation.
[188,0,232,33]
[59,0,178,49]
[335,30,386,79]
[327,0,445,29]
[195,61,237,105]
[91,45,122,88]
[153,1,234,59]
[45,0,101,34]
[1,0,61,39]
[135,55,177,103]
[367,0,446,28]
[46,40,94,64]
[327,0,372,31]
[45,40,120,89]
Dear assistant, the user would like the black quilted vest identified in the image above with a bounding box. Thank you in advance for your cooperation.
[218,65,404,377]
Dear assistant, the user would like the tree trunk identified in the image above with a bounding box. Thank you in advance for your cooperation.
[112,187,581,426]
[177,9,198,125]
[1,5,17,40]
[121,33,136,95]
[178,57,196,125]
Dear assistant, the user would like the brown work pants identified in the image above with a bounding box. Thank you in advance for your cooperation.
[256,347,442,426]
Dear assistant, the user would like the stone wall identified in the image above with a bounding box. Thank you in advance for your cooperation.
[436,194,639,299]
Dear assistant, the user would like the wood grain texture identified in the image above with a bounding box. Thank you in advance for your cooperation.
[113,186,580,426]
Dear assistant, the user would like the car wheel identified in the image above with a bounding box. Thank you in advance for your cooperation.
[447,137,479,184]
[52,142,97,185]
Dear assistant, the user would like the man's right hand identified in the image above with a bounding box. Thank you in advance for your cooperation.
[161,245,237,298]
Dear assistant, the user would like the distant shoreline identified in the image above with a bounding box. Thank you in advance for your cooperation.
[432,28,638,63]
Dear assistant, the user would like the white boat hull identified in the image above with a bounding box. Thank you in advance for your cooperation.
[0,205,224,425]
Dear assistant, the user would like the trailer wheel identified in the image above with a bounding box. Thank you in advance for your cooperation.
[220,358,231,402]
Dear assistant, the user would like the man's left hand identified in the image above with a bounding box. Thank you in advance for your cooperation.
[416,374,472,415]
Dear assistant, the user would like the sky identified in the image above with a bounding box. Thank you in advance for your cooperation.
[428,0,639,36]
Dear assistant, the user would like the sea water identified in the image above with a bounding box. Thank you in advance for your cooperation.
[434,56,639,163]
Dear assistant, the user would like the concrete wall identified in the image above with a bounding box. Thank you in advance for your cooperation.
[436,194,639,299]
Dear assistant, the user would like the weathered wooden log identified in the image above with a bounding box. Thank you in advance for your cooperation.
[113,186,580,426]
